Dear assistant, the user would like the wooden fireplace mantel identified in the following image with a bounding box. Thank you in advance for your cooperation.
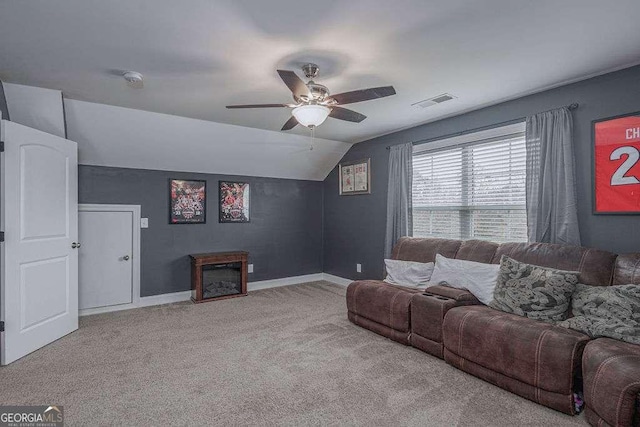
[190,251,248,303]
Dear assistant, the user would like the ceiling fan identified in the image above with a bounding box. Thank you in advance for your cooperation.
[226,63,396,131]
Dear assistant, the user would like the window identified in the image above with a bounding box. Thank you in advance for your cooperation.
[412,123,527,243]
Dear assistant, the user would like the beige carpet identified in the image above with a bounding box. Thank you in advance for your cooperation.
[0,281,587,426]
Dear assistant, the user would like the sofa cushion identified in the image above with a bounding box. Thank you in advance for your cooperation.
[583,338,640,427]
[391,237,461,263]
[493,242,616,287]
[613,253,640,286]
[443,305,590,395]
[489,256,578,322]
[455,239,499,263]
[558,283,640,345]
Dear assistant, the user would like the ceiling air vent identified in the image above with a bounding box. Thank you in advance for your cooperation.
[412,93,456,109]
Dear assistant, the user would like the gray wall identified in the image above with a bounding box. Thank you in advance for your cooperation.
[324,65,640,281]
[79,165,323,296]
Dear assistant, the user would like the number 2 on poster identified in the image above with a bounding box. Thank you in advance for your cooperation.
[610,146,640,186]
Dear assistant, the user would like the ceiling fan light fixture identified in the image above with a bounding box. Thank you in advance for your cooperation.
[226,64,395,131]
[291,105,331,128]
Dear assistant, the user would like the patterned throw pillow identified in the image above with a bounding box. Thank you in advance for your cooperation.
[489,255,578,322]
[557,284,640,345]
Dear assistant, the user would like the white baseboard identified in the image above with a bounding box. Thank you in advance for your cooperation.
[80,291,192,316]
[138,290,192,307]
[248,273,324,291]
[79,303,139,317]
[321,273,353,287]
[80,272,346,316]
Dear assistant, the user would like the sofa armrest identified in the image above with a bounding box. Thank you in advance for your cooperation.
[583,338,640,427]
[423,285,480,304]
[410,291,479,358]
[346,280,416,338]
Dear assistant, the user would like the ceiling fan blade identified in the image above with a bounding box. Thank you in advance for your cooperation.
[331,86,396,105]
[329,106,367,123]
[281,116,299,131]
[277,70,310,99]
[226,104,290,109]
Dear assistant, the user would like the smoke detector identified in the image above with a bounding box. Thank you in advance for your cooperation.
[122,71,144,88]
[412,93,456,109]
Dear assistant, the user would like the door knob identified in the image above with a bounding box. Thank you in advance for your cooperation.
[71,242,81,249]
[123,255,130,261]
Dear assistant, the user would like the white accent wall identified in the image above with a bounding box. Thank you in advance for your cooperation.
[2,83,66,138]
[64,99,351,181]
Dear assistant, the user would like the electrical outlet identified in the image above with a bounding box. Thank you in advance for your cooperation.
[140,218,149,228]
[356,263,362,273]
[248,264,254,273]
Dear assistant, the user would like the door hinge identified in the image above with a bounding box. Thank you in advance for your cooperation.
[0,231,3,242]
[0,140,4,152]
[0,321,4,332]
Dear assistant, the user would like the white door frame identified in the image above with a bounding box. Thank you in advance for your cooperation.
[78,204,141,316]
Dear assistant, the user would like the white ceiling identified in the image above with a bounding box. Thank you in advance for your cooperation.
[1,0,640,143]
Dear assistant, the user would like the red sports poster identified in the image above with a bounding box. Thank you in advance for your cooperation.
[594,113,640,213]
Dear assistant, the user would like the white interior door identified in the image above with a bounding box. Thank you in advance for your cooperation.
[79,209,134,310]
[1,120,78,365]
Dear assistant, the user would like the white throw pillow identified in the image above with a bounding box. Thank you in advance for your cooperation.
[428,254,500,305]
[384,259,435,288]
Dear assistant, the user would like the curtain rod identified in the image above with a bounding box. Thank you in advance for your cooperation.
[385,103,579,150]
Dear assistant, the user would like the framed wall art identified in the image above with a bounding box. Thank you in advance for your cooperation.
[593,111,640,214]
[339,158,371,195]
[219,181,250,223]
[170,179,206,224]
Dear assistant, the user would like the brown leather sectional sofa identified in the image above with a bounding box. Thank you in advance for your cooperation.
[346,237,640,425]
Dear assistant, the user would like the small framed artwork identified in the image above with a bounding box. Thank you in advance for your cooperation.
[593,111,640,214]
[219,181,250,223]
[339,158,371,195]
[170,179,207,224]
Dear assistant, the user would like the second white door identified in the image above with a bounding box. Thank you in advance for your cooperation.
[79,208,137,310]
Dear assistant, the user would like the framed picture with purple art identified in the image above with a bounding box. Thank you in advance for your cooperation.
[169,179,207,224]
[219,181,250,223]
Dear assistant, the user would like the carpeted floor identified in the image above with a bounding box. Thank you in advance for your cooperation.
[0,281,587,426]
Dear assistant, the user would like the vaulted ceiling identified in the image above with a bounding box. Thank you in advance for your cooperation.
[1,0,640,144]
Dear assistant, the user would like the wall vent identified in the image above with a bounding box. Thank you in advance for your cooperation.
[412,93,456,109]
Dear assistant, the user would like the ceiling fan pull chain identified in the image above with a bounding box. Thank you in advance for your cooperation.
[310,126,315,151]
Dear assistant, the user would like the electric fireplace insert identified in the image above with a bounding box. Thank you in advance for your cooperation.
[190,251,248,303]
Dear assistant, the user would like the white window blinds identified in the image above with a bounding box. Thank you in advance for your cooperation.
[412,124,527,243]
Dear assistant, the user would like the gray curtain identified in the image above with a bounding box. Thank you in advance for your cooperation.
[385,143,413,258]
[525,107,580,245]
